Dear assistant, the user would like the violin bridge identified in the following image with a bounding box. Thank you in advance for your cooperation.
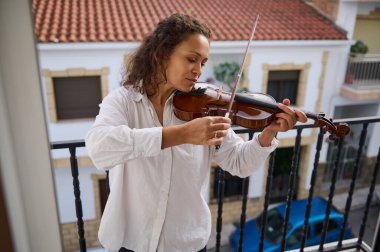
[216,87,222,100]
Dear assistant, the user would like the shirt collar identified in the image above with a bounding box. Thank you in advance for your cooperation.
[124,86,143,102]
[126,86,176,106]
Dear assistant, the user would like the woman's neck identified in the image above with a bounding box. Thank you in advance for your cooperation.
[148,84,175,107]
[148,84,175,125]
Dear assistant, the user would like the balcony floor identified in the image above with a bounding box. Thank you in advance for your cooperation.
[341,84,380,100]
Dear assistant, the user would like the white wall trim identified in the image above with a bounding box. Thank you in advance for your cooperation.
[37,40,354,53]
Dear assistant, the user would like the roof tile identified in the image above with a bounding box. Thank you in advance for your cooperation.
[31,0,347,43]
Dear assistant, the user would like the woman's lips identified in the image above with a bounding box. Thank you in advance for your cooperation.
[187,78,197,84]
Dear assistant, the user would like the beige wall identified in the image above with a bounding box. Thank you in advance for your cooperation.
[353,19,380,53]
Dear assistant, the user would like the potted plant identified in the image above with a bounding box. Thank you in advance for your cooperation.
[350,40,368,57]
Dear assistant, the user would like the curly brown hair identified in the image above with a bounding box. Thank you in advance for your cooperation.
[122,13,211,96]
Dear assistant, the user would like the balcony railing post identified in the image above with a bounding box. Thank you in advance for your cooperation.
[69,146,87,252]
[237,132,254,252]
[215,167,225,252]
[358,147,380,248]
[259,148,277,252]
[237,177,249,252]
[318,137,344,251]
[280,128,303,252]
[300,128,325,251]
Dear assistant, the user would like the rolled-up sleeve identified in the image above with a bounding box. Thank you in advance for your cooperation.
[85,90,162,171]
[214,129,279,178]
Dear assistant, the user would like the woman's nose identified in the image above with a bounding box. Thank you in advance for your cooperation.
[192,63,202,76]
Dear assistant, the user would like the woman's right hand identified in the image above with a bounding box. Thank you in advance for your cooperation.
[182,116,231,145]
[161,116,231,149]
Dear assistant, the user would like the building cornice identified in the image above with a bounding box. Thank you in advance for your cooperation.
[37,40,354,54]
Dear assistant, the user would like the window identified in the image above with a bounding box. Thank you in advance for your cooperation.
[270,147,298,203]
[213,167,243,199]
[43,67,109,122]
[98,178,109,214]
[314,219,338,236]
[257,208,285,244]
[287,227,304,247]
[324,142,365,182]
[267,70,300,104]
[328,219,338,231]
[315,221,324,236]
[53,76,102,120]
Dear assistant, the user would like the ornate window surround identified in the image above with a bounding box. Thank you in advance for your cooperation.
[43,67,109,123]
[261,62,311,107]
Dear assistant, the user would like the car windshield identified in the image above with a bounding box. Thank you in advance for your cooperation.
[257,208,289,244]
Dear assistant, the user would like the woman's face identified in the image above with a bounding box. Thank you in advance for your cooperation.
[164,33,209,92]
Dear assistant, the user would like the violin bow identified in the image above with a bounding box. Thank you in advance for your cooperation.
[225,14,260,119]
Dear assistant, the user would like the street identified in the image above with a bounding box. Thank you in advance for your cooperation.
[348,204,380,247]
[207,204,380,251]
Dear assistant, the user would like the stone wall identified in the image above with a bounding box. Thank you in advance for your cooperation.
[61,173,105,252]
[61,219,101,252]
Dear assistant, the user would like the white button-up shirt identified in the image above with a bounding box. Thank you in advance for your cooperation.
[85,86,278,252]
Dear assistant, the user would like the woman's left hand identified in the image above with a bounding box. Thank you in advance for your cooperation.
[267,98,307,133]
[258,98,307,146]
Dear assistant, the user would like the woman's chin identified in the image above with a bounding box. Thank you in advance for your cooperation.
[177,85,193,93]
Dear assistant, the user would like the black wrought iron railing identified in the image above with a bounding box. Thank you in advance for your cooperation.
[50,116,380,252]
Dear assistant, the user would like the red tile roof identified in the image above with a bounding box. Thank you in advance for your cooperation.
[31,0,347,43]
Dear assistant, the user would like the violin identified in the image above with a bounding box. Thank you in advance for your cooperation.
[173,83,350,139]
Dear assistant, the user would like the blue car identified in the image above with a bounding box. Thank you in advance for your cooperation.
[230,197,354,252]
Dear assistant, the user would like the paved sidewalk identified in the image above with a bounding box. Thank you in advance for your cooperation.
[332,185,380,211]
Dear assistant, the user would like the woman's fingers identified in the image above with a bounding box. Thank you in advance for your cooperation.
[295,108,308,123]
[279,100,308,122]
[207,117,230,144]
[185,116,230,145]
[207,134,225,146]
[277,104,296,129]
[282,98,291,106]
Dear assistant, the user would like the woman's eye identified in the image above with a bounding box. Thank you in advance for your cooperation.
[188,58,196,63]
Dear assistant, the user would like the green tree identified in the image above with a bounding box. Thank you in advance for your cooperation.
[213,62,244,87]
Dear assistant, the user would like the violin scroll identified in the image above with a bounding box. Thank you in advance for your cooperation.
[313,113,350,139]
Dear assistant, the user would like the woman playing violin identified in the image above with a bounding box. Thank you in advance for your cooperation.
[85,13,307,252]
